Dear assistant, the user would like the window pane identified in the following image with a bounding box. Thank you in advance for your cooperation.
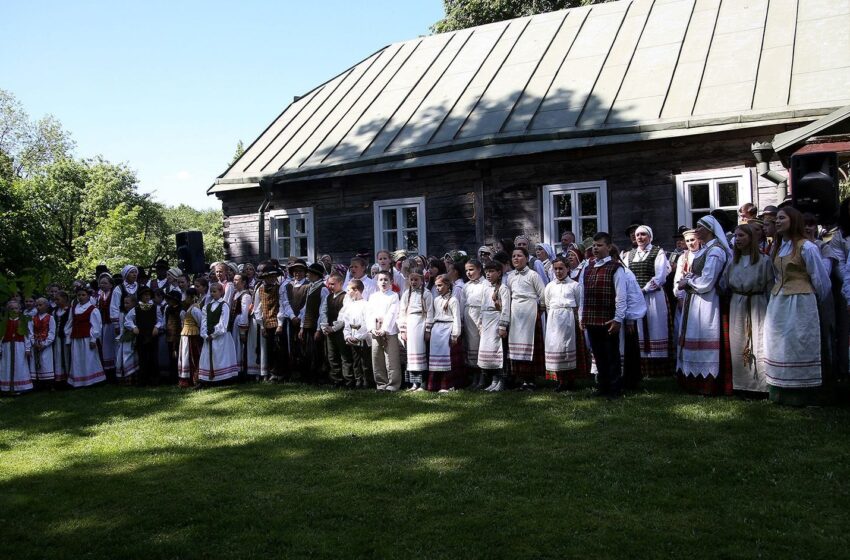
[556,219,573,239]
[692,211,709,225]
[298,237,308,258]
[689,183,710,209]
[581,219,597,241]
[718,181,739,207]
[294,218,306,235]
[382,208,397,231]
[554,194,572,218]
[579,192,597,217]
[405,230,419,253]
[281,218,290,237]
[282,239,291,258]
[404,207,417,229]
[384,231,398,251]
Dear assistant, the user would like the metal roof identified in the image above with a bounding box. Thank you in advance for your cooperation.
[210,0,850,193]
[772,104,850,154]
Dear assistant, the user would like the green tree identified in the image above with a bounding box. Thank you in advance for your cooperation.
[0,89,74,177]
[432,0,610,33]
[231,139,245,165]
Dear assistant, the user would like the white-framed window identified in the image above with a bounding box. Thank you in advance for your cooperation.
[373,197,426,257]
[542,181,608,252]
[269,207,315,262]
[675,169,752,228]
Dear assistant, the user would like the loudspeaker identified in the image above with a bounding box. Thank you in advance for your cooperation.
[791,151,839,225]
[176,231,205,274]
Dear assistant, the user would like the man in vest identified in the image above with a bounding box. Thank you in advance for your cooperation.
[299,262,329,383]
[322,272,354,388]
[580,232,628,399]
[254,262,286,382]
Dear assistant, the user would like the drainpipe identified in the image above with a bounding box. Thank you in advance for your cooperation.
[257,177,274,261]
[751,141,788,202]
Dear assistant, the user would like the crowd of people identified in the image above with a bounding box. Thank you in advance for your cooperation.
[2,199,849,406]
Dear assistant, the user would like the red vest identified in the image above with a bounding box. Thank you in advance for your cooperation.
[98,290,112,323]
[71,305,96,339]
[33,314,51,341]
[2,318,25,342]
[582,259,621,327]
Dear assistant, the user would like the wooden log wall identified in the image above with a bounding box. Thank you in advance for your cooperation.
[217,123,798,264]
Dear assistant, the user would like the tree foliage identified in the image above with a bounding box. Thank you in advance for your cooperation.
[0,89,225,296]
[432,0,611,33]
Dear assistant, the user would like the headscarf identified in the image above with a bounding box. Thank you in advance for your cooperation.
[697,216,732,257]
[167,267,183,279]
[536,242,555,261]
[121,265,138,280]
[567,247,584,264]
[635,225,653,243]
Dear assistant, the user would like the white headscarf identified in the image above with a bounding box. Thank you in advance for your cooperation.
[697,216,731,257]
[121,265,138,280]
[536,242,555,261]
[635,225,654,243]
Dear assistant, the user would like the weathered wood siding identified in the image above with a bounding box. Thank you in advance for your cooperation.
[217,124,796,263]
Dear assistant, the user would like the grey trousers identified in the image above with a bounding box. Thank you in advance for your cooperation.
[371,334,401,390]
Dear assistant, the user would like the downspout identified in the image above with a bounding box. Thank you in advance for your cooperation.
[751,141,788,202]
[257,177,274,261]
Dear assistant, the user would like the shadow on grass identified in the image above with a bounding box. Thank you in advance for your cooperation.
[2,380,850,559]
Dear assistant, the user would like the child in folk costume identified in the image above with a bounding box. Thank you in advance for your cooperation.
[52,291,71,384]
[321,273,354,388]
[368,271,402,391]
[23,296,37,318]
[154,289,171,379]
[280,260,309,376]
[254,262,286,382]
[162,290,183,382]
[535,243,556,283]
[299,263,329,382]
[622,225,672,377]
[198,282,239,384]
[0,300,33,394]
[230,274,253,380]
[376,249,406,294]
[544,258,590,392]
[672,229,700,337]
[398,271,433,391]
[507,248,546,390]
[723,224,773,395]
[212,262,235,307]
[426,274,463,392]
[125,286,163,386]
[178,287,203,388]
[65,286,106,388]
[620,254,648,391]
[96,274,117,378]
[116,294,139,383]
[28,298,56,388]
[479,262,511,392]
[111,265,140,381]
[463,260,487,389]
[342,279,372,389]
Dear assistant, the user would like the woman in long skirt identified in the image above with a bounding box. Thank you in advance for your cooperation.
[28,298,55,387]
[96,274,117,378]
[623,225,672,377]
[675,216,729,395]
[0,300,33,394]
[723,223,773,395]
[230,274,252,379]
[764,207,830,405]
[198,282,239,384]
[178,288,203,388]
[65,286,106,388]
[508,248,546,390]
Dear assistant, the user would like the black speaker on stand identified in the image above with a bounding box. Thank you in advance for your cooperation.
[176,231,206,274]
[791,151,839,225]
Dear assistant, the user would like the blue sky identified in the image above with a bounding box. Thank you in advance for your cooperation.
[3,1,444,209]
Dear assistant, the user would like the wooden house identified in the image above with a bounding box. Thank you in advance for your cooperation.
[209,0,850,262]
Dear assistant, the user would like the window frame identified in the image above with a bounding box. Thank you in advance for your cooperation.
[372,197,427,258]
[268,207,315,263]
[541,181,609,253]
[675,169,752,228]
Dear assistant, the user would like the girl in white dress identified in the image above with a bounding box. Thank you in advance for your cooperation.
[479,262,511,391]
[65,286,106,388]
[462,260,486,388]
[398,272,432,391]
[198,282,239,385]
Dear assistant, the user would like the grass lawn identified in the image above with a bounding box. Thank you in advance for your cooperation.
[2,379,850,559]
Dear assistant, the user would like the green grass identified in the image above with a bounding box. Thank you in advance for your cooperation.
[2,379,850,559]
